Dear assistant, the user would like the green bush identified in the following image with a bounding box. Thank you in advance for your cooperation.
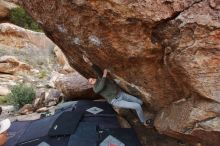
[0,96,10,104]
[10,7,42,32]
[38,70,48,79]
[7,84,36,108]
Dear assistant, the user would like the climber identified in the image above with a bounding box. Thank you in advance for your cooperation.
[83,55,153,127]
[0,119,11,146]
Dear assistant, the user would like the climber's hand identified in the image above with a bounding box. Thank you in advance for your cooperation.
[83,55,92,66]
[103,69,108,77]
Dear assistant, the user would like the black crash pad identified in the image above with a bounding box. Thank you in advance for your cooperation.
[82,116,120,129]
[5,121,31,146]
[16,136,69,146]
[48,111,83,137]
[18,113,61,144]
[68,122,98,146]
[98,128,142,146]
[74,100,116,116]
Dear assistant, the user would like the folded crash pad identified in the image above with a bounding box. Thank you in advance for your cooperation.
[98,128,142,146]
[82,116,120,129]
[16,136,69,146]
[5,121,31,146]
[48,111,83,137]
[68,122,98,146]
[74,100,116,116]
[55,101,78,113]
[18,113,61,144]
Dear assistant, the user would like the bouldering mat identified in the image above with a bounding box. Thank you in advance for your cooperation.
[68,122,98,146]
[74,100,116,116]
[5,121,31,146]
[98,128,142,146]
[82,116,120,129]
[48,111,83,137]
[16,136,69,146]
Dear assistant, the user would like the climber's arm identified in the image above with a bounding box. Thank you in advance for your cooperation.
[83,55,103,78]
[93,69,108,93]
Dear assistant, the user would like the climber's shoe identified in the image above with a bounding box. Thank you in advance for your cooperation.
[143,119,154,128]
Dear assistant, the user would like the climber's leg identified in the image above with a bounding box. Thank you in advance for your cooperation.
[111,98,146,123]
[119,91,143,105]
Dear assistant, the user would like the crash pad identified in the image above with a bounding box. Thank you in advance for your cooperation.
[82,116,120,129]
[18,113,61,144]
[5,121,31,146]
[16,136,69,146]
[68,122,98,146]
[48,111,83,137]
[74,100,116,116]
[98,128,141,146]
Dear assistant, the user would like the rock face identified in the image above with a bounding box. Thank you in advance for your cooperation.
[53,46,74,73]
[0,86,10,96]
[0,0,17,22]
[0,23,55,49]
[155,97,220,145]
[0,23,62,93]
[54,72,99,100]
[19,0,220,145]
[19,104,33,115]
[0,55,32,74]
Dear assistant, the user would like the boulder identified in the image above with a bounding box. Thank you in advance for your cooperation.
[0,23,55,49]
[0,0,17,22]
[19,0,220,145]
[36,107,48,113]
[45,89,61,106]
[117,116,131,128]
[0,56,32,74]
[19,104,34,115]
[1,105,15,113]
[0,74,22,88]
[155,98,220,146]
[0,86,10,96]
[32,90,45,110]
[54,46,74,73]
[47,101,57,107]
[54,72,99,101]
[48,71,64,88]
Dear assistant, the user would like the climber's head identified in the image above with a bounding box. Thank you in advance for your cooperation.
[88,78,97,85]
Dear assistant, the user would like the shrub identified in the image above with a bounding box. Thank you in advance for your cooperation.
[10,7,42,32]
[38,70,48,79]
[7,84,36,108]
[0,96,10,104]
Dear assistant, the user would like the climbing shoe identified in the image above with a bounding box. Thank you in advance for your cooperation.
[144,119,154,128]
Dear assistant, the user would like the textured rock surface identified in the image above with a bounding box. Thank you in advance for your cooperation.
[0,23,65,94]
[44,88,61,105]
[19,0,220,145]
[0,86,10,96]
[0,23,55,49]
[0,55,32,74]
[55,72,100,100]
[155,97,220,145]
[19,104,34,115]
[0,0,17,22]
[32,90,45,110]
[53,46,74,73]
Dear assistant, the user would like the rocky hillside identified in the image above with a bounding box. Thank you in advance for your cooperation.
[0,23,57,88]
[0,23,85,119]
[18,0,220,146]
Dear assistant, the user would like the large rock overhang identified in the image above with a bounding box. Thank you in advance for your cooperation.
[19,0,220,145]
